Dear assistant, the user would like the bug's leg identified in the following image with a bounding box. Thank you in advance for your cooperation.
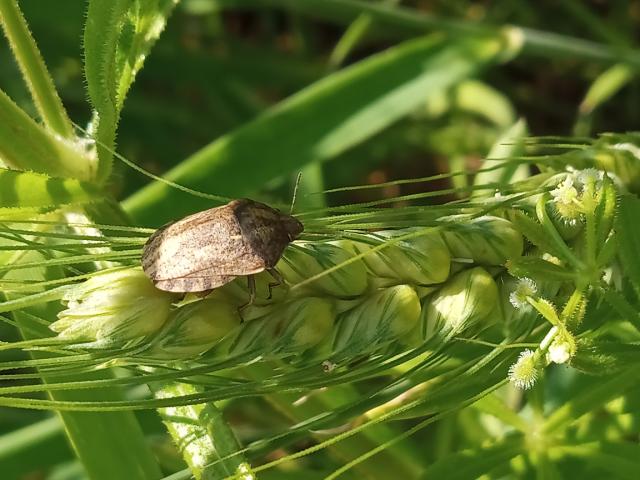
[266,268,284,300]
[237,275,256,322]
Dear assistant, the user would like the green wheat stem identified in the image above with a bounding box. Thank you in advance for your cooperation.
[0,0,74,138]
[150,380,251,480]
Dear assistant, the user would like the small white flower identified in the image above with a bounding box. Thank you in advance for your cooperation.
[576,168,603,188]
[508,349,538,390]
[551,176,579,206]
[541,253,562,265]
[546,333,576,364]
[550,174,584,221]
[322,360,337,373]
[234,462,256,480]
[547,343,570,364]
[509,278,537,309]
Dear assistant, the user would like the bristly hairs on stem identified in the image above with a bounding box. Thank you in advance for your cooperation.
[290,171,302,215]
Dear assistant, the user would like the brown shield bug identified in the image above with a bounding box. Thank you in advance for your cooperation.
[141,198,304,309]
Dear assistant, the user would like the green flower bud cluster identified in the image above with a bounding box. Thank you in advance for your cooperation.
[52,216,521,363]
[278,241,369,297]
[309,285,421,362]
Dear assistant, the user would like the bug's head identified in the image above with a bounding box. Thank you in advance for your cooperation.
[282,215,304,242]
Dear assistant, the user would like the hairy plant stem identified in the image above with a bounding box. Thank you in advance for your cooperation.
[0,0,74,138]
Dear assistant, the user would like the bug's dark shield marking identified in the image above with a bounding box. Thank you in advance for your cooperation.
[141,199,303,294]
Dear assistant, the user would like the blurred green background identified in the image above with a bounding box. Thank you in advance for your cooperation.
[2,0,638,221]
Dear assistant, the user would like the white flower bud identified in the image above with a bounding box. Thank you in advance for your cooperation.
[546,331,576,364]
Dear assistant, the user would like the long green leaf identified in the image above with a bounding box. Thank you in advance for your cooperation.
[84,0,178,183]
[0,416,74,479]
[124,32,517,224]
[0,168,101,208]
[557,441,640,480]
[419,436,524,479]
[542,367,639,435]
[616,194,640,297]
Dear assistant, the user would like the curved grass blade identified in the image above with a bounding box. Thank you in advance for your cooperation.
[124,32,519,224]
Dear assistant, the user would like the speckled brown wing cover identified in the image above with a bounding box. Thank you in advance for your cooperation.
[141,199,293,293]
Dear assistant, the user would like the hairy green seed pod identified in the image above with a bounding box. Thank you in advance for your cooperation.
[348,228,451,287]
[150,299,241,359]
[549,206,584,241]
[417,267,498,341]
[277,241,368,297]
[52,268,177,343]
[442,216,523,266]
[313,285,421,360]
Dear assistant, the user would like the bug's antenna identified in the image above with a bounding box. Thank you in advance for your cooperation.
[290,172,302,214]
